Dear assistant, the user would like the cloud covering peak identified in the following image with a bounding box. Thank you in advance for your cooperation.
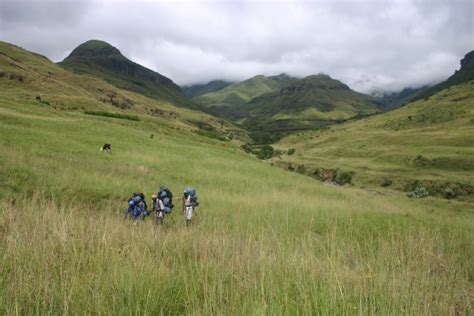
[1,0,472,93]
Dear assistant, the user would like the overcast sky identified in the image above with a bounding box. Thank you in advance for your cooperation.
[0,0,472,93]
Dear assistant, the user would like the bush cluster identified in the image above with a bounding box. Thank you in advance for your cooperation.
[84,111,140,121]
[407,187,430,198]
[242,144,281,160]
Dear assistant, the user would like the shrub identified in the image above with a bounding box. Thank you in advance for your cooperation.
[444,187,457,199]
[195,130,228,141]
[407,187,430,198]
[256,145,275,160]
[287,148,296,155]
[296,165,306,174]
[335,171,353,185]
[288,163,295,171]
[84,111,140,121]
[381,177,392,187]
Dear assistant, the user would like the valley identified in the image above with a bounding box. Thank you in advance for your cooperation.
[0,39,472,314]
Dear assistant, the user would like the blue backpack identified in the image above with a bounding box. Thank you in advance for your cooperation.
[127,192,147,218]
[158,187,174,213]
[184,188,199,206]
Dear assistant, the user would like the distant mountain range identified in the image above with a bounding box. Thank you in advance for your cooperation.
[186,73,381,142]
[4,38,473,145]
[239,74,381,142]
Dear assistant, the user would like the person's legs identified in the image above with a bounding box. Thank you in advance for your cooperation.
[186,206,193,226]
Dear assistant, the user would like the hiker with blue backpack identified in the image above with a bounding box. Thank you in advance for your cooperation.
[152,186,174,225]
[124,192,148,221]
[182,188,199,226]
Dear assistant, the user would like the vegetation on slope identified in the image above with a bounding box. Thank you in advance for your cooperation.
[58,40,197,109]
[274,81,474,201]
[241,74,381,143]
[182,80,233,98]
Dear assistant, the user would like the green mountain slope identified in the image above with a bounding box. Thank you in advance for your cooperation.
[414,50,474,101]
[58,40,197,109]
[374,86,430,110]
[182,80,233,98]
[194,73,297,108]
[241,74,381,143]
[274,81,474,200]
[0,41,247,142]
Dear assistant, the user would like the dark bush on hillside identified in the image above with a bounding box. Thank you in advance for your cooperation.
[84,111,140,121]
[194,130,228,141]
[8,73,24,82]
[313,168,353,185]
[241,144,252,153]
[256,145,275,160]
[288,148,296,155]
[444,187,457,199]
[296,164,306,174]
[381,177,393,187]
[414,155,430,166]
[242,144,279,160]
[335,171,353,185]
[288,163,295,171]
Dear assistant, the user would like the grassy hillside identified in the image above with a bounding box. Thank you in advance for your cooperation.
[241,75,381,143]
[182,80,233,98]
[0,41,246,142]
[1,41,473,314]
[194,74,296,109]
[1,78,473,315]
[58,40,197,109]
[274,81,474,201]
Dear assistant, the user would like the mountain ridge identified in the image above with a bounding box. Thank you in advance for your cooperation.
[59,40,197,109]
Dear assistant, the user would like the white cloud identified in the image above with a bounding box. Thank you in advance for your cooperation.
[0,0,472,93]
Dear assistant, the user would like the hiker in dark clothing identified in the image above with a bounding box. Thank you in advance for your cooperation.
[124,192,148,220]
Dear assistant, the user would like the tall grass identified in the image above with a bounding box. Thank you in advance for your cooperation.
[1,195,472,315]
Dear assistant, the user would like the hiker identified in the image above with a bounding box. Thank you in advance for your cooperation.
[182,188,199,226]
[154,186,174,224]
[100,143,112,152]
[151,193,165,225]
[124,192,148,220]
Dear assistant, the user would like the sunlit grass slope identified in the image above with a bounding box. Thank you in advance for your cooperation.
[0,83,473,314]
[194,74,295,108]
[274,82,474,199]
[0,41,246,142]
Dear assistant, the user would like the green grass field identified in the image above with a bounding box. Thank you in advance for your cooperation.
[0,91,473,314]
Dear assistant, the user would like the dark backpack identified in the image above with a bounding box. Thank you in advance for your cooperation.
[128,192,147,217]
[158,188,174,209]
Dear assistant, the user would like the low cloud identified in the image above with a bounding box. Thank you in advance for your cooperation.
[0,0,472,93]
